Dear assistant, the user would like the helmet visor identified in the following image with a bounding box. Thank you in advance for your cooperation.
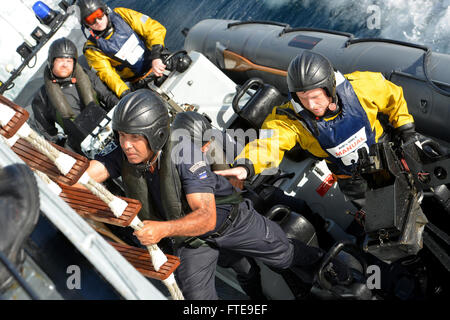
[84,8,105,25]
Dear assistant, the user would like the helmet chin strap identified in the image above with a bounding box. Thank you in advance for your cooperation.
[144,150,162,174]
[133,150,162,174]
[323,96,340,118]
[291,91,340,119]
[292,95,340,120]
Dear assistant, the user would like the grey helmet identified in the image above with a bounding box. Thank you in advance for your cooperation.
[171,111,231,170]
[171,111,212,146]
[77,0,108,27]
[112,89,170,153]
[47,38,77,71]
[287,50,337,104]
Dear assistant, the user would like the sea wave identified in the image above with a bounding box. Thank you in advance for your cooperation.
[106,0,449,53]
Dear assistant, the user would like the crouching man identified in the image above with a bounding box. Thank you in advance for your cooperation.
[85,89,354,299]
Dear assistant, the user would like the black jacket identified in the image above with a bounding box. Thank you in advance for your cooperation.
[31,67,118,144]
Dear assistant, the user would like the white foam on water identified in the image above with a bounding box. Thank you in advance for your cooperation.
[261,0,450,53]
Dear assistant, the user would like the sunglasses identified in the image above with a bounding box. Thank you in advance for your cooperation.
[85,8,105,25]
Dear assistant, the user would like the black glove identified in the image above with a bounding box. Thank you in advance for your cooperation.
[119,89,131,99]
[149,44,164,61]
[394,123,417,145]
[393,123,450,160]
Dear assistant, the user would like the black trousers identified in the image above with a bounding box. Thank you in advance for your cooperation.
[174,199,323,300]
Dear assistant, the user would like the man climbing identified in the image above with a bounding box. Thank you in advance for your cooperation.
[83,89,362,299]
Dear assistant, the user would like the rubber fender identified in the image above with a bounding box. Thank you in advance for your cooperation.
[266,204,319,247]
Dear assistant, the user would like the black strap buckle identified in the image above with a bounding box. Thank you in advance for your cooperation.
[183,237,207,249]
[207,204,239,239]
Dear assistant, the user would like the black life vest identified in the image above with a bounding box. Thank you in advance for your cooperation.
[44,63,97,122]
[121,136,191,246]
[121,135,242,247]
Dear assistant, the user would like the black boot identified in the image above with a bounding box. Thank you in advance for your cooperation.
[235,258,267,300]
[219,251,267,300]
[0,164,40,292]
[288,238,326,283]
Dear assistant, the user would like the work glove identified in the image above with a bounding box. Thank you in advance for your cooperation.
[149,44,164,61]
[394,123,448,157]
[394,123,417,145]
[119,89,131,99]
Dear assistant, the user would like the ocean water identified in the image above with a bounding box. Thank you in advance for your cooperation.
[104,0,450,54]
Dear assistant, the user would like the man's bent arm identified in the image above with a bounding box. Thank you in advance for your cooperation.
[73,160,110,189]
[134,192,216,245]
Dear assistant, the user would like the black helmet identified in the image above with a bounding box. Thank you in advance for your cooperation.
[171,111,212,146]
[48,38,77,70]
[287,50,336,103]
[112,89,170,152]
[77,0,108,26]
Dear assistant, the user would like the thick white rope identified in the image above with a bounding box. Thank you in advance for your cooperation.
[163,274,185,300]
[0,103,74,175]
[77,172,128,218]
[16,123,76,175]
[36,167,183,299]
[130,217,184,300]
[0,103,126,216]
[34,169,62,196]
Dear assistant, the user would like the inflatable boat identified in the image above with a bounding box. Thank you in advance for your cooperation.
[184,19,450,145]
[177,19,450,300]
[1,1,449,301]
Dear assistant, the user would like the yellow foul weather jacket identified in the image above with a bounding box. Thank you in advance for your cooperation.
[83,7,166,98]
[235,71,414,177]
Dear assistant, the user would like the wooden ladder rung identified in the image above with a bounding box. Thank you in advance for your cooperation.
[11,138,89,185]
[58,182,142,227]
[108,241,180,280]
[0,95,29,138]
[0,95,89,185]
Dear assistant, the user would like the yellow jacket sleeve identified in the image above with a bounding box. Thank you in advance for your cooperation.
[84,43,129,98]
[235,102,328,175]
[346,71,414,130]
[114,7,166,49]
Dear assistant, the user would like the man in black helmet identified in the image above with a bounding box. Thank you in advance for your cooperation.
[84,89,356,300]
[216,50,416,199]
[31,37,118,154]
[171,111,267,300]
[77,0,167,99]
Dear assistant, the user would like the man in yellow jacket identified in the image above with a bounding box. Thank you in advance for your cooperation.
[216,50,416,199]
[77,0,167,98]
